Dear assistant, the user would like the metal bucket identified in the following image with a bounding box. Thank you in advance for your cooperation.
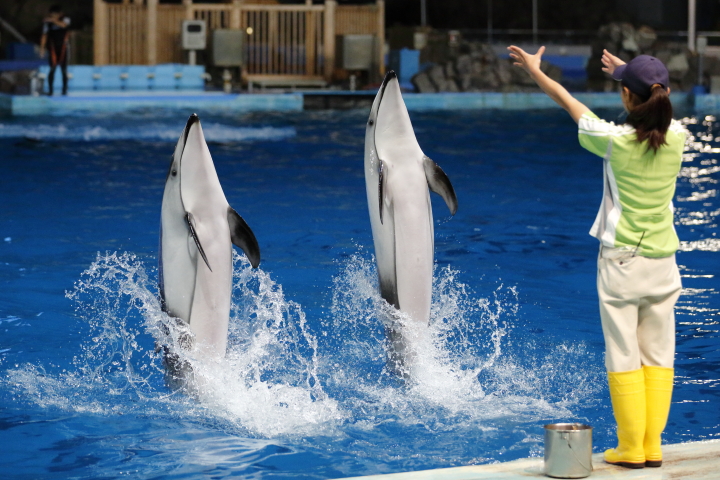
[544,423,593,478]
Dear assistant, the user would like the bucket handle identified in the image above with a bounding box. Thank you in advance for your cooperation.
[560,432,593,473]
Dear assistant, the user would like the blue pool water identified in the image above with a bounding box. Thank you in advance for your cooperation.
[0,107,718,479]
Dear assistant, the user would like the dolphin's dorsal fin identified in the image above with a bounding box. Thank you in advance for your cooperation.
[227,207,261,268]
[186,212,212,271]
[378,159,386,224]
[423,156,457,216]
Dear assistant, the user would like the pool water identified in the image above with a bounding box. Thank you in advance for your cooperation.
[0,107,718,479]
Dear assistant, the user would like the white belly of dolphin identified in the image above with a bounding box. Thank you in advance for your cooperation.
[387,165,435,325]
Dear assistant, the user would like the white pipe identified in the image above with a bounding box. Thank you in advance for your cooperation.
[688,0,696,52]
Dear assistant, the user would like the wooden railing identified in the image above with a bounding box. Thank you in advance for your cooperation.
[93,0,385,83]
[335,4,383,36]
[191,4,328,78]
[106,3,146,65]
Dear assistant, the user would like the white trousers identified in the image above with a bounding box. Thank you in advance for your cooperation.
[597,246,682,372]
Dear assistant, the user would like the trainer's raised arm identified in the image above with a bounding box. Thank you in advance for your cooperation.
[508,45,590,124]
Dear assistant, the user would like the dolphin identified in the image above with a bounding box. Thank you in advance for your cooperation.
[364,71,457,369]
[159,113,260,362]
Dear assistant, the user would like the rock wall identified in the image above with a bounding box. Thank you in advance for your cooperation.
[411,42,562,94]
[408,24,717,93]
[587,22,711,92]
[0,70,34,95]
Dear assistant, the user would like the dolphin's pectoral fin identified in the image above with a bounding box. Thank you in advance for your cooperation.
[423,156,458,216]
[378,159,386,225]
[185,212,212,272]
[227,207,261,269]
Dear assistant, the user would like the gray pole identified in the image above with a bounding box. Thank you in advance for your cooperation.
[688,0,696,52]
[421,0,427,27]
[697,36,707,88]
[487,0,493,44]
[532,0,538,45]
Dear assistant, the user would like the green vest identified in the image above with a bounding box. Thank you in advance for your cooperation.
[578,112,685,257]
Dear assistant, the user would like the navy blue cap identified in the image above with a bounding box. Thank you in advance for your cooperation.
[612,55,669,99]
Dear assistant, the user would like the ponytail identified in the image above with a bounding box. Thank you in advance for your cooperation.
[625,84,673,153]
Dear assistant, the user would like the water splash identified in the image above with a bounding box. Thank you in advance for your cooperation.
[190,252,345,437]
[6,252,342,438]
[5,249,602,453]
[322,252,602,433]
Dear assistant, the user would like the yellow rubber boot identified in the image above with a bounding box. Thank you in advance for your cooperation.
[644,366,674,467]
[604,368,646,468]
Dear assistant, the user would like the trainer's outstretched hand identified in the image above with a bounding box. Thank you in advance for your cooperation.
[601,49,625,76]
[508,45,545,76]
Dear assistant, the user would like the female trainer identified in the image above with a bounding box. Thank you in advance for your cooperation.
[508,45,685,469]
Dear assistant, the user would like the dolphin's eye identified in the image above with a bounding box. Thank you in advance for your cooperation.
[368,119,374,126]
[172,170,177,176]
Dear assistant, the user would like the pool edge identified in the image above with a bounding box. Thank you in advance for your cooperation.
[0,92,304,116]
[333,439,720,480]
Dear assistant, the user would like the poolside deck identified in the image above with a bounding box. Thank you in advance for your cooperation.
[336,440,720,480]
[0,90,304,116]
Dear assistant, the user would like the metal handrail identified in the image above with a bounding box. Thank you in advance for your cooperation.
[0,15,28,43]
[452,28,720,43]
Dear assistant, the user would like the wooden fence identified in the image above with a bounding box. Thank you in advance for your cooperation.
[93,0,385,84]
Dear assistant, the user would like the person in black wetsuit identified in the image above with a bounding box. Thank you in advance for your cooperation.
[39,5,71,96]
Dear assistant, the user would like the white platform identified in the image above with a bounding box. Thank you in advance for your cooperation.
[336,440,720,480]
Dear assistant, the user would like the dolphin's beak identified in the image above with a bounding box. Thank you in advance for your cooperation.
[183,114,200,146]
[178,113,201,162]
[378,70,397,102]
[382,70,398,87]
[374,71,399,126]
[186,113,199,126]
[374,68,416,157]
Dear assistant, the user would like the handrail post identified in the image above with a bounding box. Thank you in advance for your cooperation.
[147,0,158,65]
[376,0,385,79]
[323,0,336,81]
[183,0,193,21]
[93,0,109,65]
[306,9,317,75]
[231,0,242,29]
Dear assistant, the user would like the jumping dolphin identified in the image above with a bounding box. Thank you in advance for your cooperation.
[364,71,458,369]
[160,113,260,361]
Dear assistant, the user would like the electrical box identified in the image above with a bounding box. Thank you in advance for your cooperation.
[337,34,376,70]
[182,20,207,50]
[212,29,244,67]
[711,76,720,95]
